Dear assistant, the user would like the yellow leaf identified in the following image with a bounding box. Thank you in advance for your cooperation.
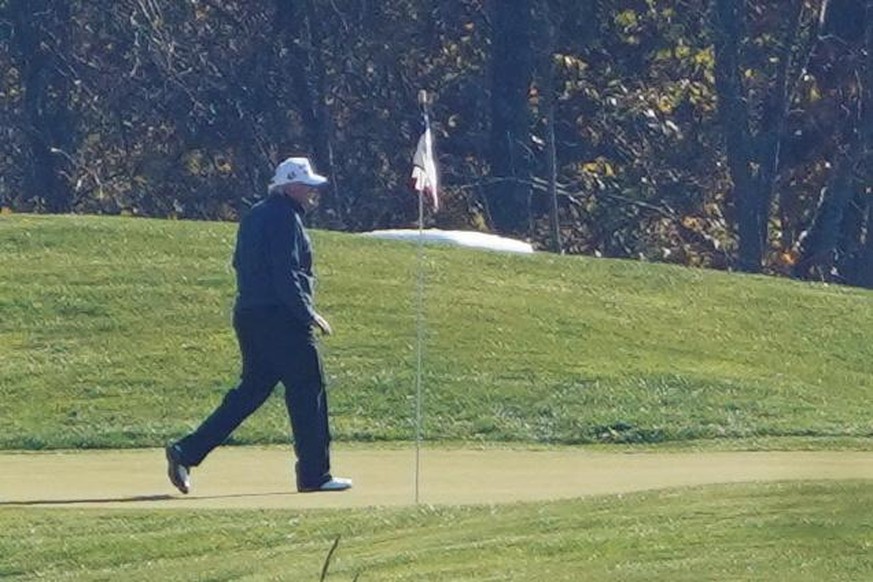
[657,98,673,114]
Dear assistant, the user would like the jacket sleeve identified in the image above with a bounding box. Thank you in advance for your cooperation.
[265,209,316,325]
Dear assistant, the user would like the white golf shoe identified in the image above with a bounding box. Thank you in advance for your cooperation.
[299,477,353,493]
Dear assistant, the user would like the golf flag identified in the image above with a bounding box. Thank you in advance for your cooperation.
[411,126,439,211]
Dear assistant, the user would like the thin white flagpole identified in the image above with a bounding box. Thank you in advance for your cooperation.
[414,89,429,504]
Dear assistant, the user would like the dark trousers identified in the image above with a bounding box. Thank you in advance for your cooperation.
[175,306,332,490]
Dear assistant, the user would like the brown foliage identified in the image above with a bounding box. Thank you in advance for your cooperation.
[1,0,871,285]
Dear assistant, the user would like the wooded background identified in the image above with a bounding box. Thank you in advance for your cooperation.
[2,1,872,285]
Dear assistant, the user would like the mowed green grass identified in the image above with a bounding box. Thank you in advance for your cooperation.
[2,213,873,449]
[1,481,871,580]
[3,215,873,581]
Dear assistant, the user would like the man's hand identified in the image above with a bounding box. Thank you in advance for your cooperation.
[313,312,333,336]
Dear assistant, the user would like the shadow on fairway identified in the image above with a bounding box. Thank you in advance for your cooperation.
[0,491,305,507]
[0,494,175,507]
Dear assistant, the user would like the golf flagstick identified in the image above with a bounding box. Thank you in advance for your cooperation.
[412,89,437,504]
[414,90,426,504]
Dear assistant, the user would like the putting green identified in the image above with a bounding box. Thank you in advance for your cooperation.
[2,446,872,509]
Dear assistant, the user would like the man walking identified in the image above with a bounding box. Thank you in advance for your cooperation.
[166,157,352,494]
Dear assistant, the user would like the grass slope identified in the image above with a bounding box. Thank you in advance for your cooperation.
[2,213,873,449]
[2,481,872,580]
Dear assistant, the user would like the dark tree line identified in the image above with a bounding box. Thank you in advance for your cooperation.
[2,0,873,286]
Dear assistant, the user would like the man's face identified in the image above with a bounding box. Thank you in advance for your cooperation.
[286,183,321,210]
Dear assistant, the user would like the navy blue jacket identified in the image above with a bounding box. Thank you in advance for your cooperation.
[232,193,316,326]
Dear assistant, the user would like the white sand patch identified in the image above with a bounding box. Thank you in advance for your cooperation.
[362,229,534,254]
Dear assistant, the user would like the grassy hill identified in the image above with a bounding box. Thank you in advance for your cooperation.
[3,214,872,581]
[2,213,873,450]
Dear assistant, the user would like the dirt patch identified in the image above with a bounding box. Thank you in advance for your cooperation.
[2,446,871,509]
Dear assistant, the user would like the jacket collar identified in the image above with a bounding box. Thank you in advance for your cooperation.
[268,191,306,215]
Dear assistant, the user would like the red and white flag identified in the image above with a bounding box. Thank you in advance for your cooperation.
[411,126,439,211]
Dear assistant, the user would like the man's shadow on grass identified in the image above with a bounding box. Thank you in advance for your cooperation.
[0,491,295,507]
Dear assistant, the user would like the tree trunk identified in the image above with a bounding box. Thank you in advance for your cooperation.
[845,0,873,287]
[712,0,762,272]
[487,0,534,235]
[793,0,868,281]
[854,204,873,288]
[537,0,561,253]
[758,0,804,246]
[794,147,859,280]
[11,0,73,213]
[545,78,561,254]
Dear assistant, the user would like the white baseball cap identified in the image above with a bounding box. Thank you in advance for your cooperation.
[268,157,328,190]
